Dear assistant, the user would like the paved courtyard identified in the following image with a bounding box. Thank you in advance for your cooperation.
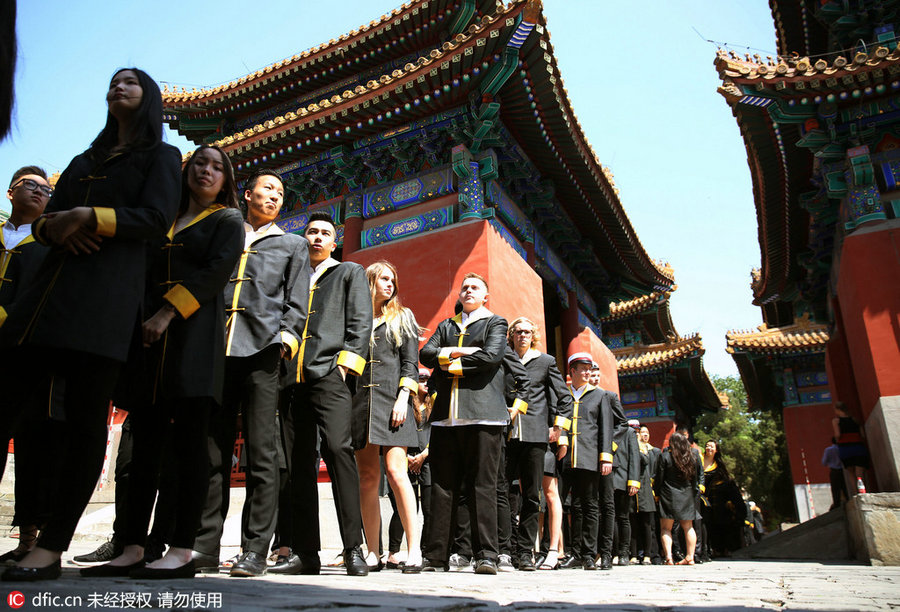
[3,540,898,612]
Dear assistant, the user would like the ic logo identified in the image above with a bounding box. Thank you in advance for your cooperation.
[6,591,24,609]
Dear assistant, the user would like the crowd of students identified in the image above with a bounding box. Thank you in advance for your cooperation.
[0,67,752,583]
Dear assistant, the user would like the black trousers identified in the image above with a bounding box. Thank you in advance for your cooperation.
[614,488,633,557]
[0,348,121,552]
[630,511,653,559]
[597,471,615,557]
[196,346,281,556]
[284,367,363,553]
[454,437,511,558]
[563,468,599,559]
[124,397,212,549]
[426,425,502,563]
[829,467,847,509]
[11,414,66,528]
[506,440,546,559]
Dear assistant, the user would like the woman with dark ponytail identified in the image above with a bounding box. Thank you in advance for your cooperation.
[654,432,701,565]
[0,67,181,582]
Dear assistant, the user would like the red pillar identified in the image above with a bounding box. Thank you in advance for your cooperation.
[342,215,363,256]
[834,222,900,491]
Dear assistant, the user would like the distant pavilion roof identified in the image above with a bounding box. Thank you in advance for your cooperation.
[726,313,829,356]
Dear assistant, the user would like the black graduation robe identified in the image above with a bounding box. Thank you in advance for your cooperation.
[613,427,642,492]
[145,206,244,404]
[508,349,573,443]
[421,309,526,423]
[223,224,309,360]
[0,225,48,327]
[287,259,372,384]
[351,314,419,448]
[0,144,181,361]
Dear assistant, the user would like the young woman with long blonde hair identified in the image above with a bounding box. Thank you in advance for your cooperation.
[352,261,423,572]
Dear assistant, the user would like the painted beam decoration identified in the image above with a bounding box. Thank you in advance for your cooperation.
[362,167,455,218]
[361,206,454,248]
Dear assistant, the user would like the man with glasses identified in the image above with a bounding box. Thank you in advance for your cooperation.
[0,166,53,562]
[505,317,572,570]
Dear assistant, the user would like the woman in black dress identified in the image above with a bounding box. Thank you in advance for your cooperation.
[0,68,181,581]
[701,440,744,556]
[82,145,244,579]
[353,261,422,572]
[655,432,701,565]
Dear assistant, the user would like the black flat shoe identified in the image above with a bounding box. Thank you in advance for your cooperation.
[2,560,61,582]
[130,561,195,579]
[0,550,28,566]
[401,561,422,574]
[559,556,582,569]
[80,561,145,577]
[385,560,404,570]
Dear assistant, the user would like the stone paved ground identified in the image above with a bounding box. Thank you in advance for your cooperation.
[2,541,898,612]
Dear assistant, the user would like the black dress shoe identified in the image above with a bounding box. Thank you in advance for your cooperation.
[230,552,267,577]
[518,556,536,571]
[401,561,422,574]
[599,554,612,570]
[191,551,220,574]
[617,554,630,567]
[559,555,582,569]
[2,560,61,582]
[582,556,597,570]
[534,554,546,569]
[80,561,144,577]
[130,561,195,580]
[474,558,497,575]
[268,553,301,575]
[421,558,448,572]
[343,547,368,576]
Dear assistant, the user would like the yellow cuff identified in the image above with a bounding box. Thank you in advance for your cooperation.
[448,359,463,377]
[513,398,528,414]
[558,436,568,446]
[554,415,572,431]
[94,207,117,237]
[438,348,453,366]
[600,452,613,463]
[0,306,6,329]
[337,350,366,376]
[628,480,641,489]
[699,484,706,494]
[280,331,299,360]
[33,217,49,244]
[399,376,418,393]
[163,284,201,319]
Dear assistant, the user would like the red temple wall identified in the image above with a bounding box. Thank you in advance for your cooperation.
[835,223,900,419]
[783,403,833,485]
[346,219,546,352]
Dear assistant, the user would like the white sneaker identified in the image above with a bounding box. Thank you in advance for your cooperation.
[497,553,515,571]
[448,553,471,571]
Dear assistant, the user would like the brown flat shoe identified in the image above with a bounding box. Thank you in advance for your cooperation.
[677,558,695,565]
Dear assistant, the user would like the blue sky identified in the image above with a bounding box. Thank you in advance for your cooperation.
[0,1,777,377]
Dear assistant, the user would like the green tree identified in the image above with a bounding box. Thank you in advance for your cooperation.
[695,375,794,529]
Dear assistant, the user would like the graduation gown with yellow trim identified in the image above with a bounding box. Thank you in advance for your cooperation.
[144,206,244,404]
[223,227,309,360]
[351,315,419,448]
[0,225,48,328]
[421,311,522,423]
[287,260,372,384]
[509,350,573,443]
[0,144,181,360]
[613,427,642,492]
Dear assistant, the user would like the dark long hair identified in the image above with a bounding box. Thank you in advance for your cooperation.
[670,432,696,481]
[707,441,731,480]
[89,67,163,160]
[179,145,239,216]
[0,0,15,140]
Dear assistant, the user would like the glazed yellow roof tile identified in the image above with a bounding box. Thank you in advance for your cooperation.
[161,0,428,104]
[612,334,704,373]
[606,291,667,320]
[726,313,829,354]
[714,44,900,99]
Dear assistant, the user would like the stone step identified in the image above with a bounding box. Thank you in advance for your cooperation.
[732,506,851,561]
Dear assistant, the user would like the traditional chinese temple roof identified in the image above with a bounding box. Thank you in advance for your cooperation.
[613,334,704,374]
[726,313,829,357]
[162,0,674,299]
